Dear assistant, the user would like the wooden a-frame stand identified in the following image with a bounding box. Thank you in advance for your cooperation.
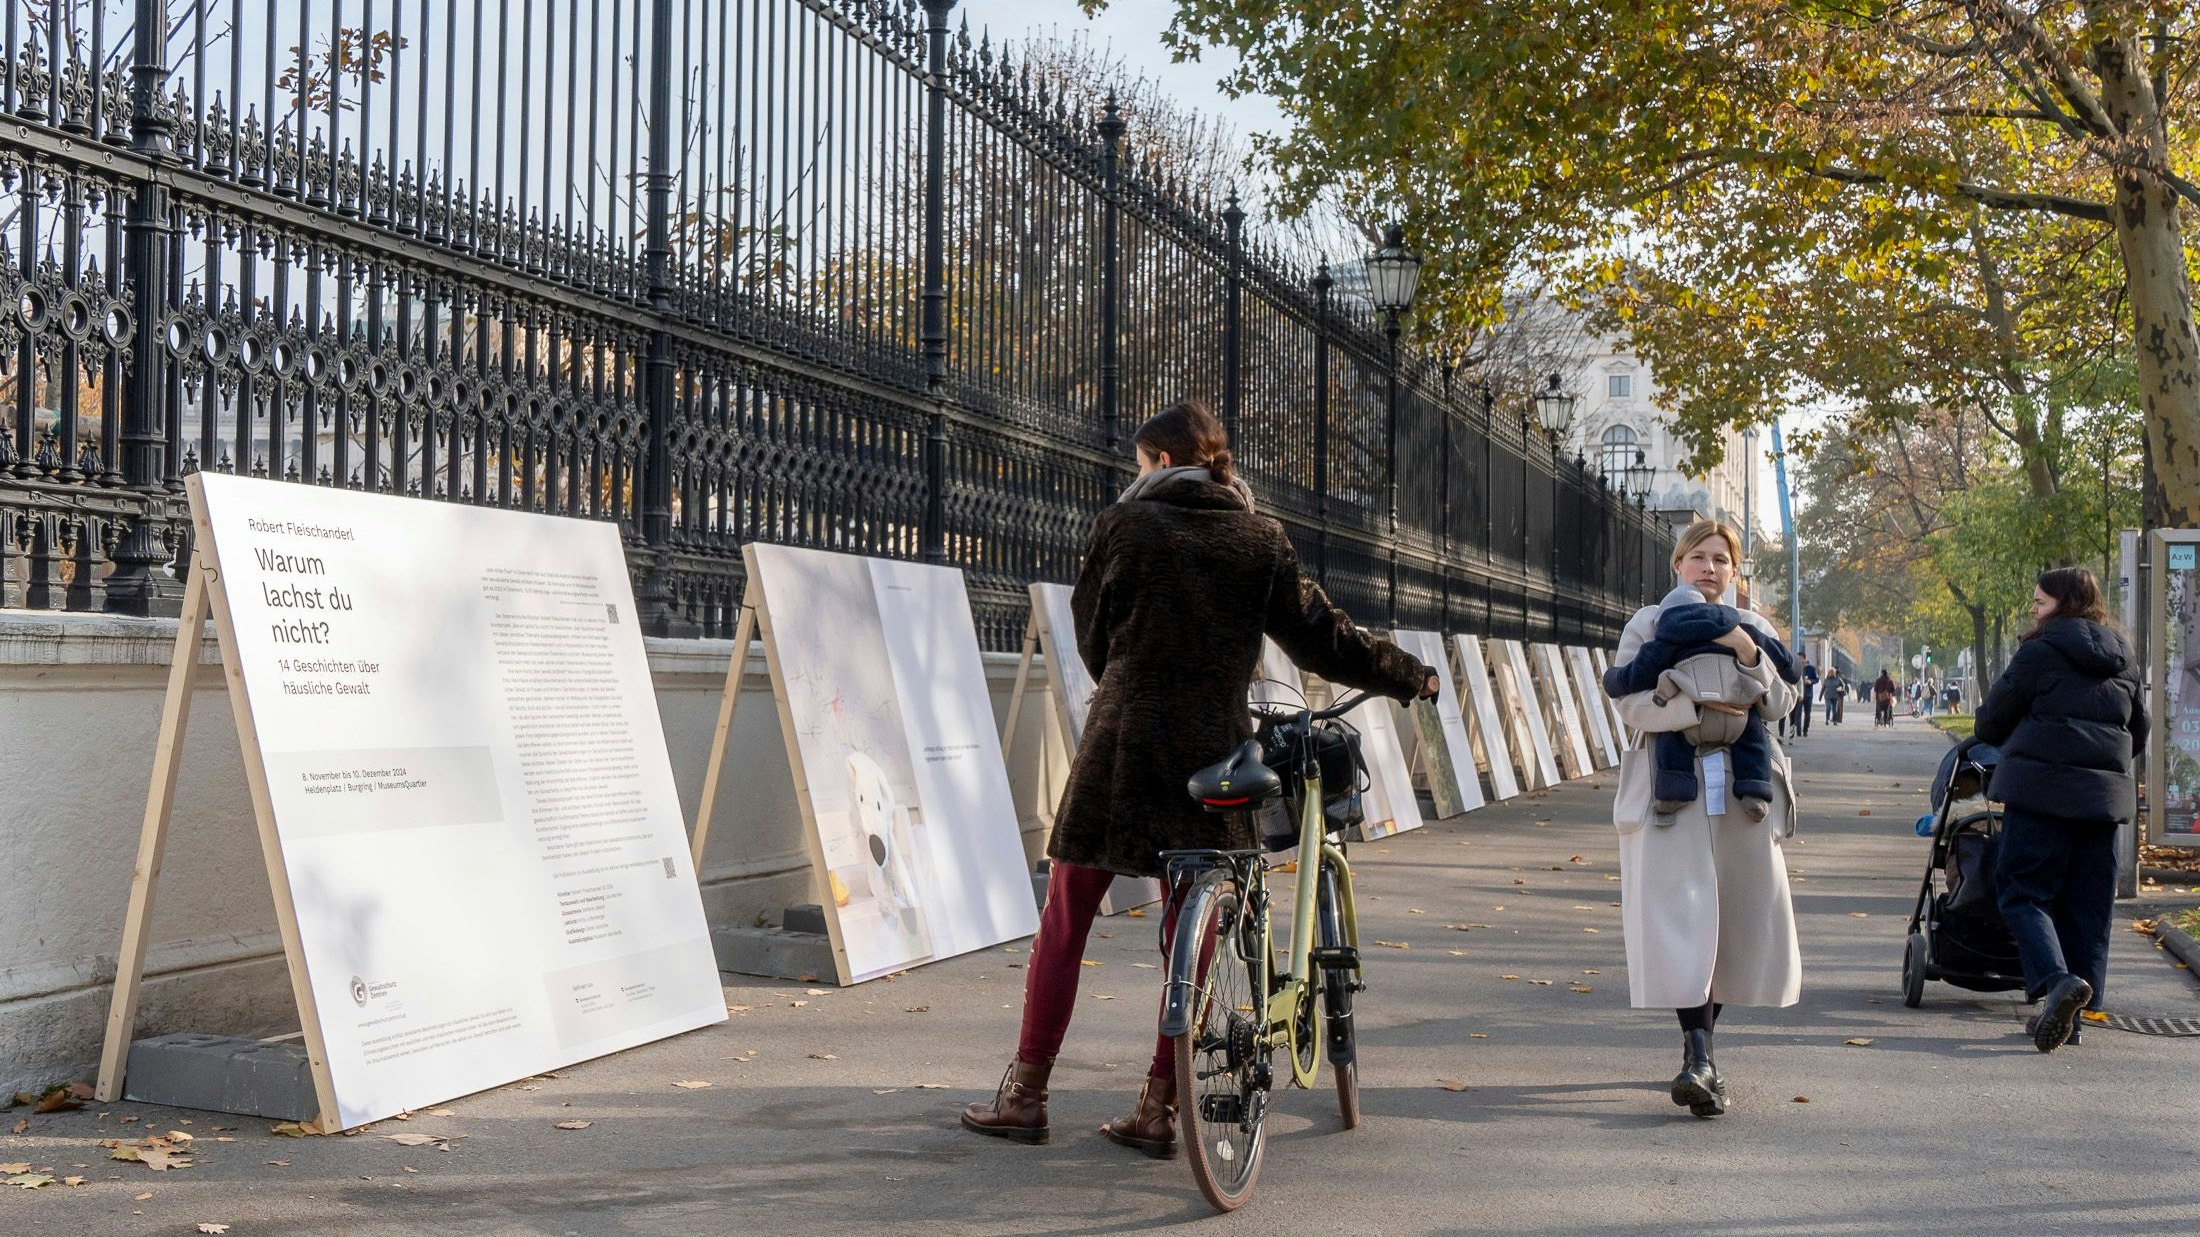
[94,542,342,1129]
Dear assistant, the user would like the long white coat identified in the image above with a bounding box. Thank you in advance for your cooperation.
[1611,601,1803,1010]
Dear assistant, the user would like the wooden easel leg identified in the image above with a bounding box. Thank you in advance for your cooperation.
[1000,612,1039,763]
[96,560,211,1103]
[691,596,759,872]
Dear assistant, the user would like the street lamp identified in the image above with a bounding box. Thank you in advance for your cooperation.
[1535,371,1578,445]
[1365,222,1422,627]
[1624,448,1654,500]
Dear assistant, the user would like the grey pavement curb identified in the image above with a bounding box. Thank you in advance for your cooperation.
[2151,917,2200,973]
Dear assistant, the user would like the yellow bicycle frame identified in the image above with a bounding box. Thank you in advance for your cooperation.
[1259,774,1360,1089]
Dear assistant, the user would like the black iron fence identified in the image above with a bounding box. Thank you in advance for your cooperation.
[0,0,1669,650]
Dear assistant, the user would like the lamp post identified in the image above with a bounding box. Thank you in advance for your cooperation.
[1365,223,1423,627]
[1740,425,1758,608]
[1623,448,1654,608]
[1534,373,1578,640]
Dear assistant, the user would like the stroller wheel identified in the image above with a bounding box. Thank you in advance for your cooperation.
[1902,931,1927,1008]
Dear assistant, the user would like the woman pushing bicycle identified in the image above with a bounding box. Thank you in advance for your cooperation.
[961,400,1438,1153]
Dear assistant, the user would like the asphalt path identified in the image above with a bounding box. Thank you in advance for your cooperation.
[6,714,2198,1235]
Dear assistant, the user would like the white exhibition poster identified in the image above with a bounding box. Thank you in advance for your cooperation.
[187,472,725,1131]
[1565,646,1622,768]
[747,544,1039,984]
[1028,583,1163,915]
[1590,647,1633,749]
[1351,687,1426,840]
[1452,635,1522,800]
[1390,630,1485,818]
[1251,637,1308,707]
[1489,639,1561,790]
[1532,642,1595,779]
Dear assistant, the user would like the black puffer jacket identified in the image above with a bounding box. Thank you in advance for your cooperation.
[1975,617,2146,824]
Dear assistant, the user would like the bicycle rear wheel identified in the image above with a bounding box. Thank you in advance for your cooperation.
[1173,880,1269,1212]
[1316,865,1361,1129]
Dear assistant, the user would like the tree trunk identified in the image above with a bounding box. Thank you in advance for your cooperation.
[1970,602,1991,702]
[2089,32,2200,525]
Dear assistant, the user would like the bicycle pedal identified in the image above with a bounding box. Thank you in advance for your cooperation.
[1310,945,1359,970]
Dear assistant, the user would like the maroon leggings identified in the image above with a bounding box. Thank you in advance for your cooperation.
[1016,861,1196,1079]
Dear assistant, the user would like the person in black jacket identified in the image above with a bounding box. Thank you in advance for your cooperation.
[1974,566,2145,1053]
[961,400,1438,1151]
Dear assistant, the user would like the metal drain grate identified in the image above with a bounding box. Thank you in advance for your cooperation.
[2091,1012,2200,1037]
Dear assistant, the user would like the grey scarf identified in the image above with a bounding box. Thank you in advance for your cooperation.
[1117,464,1258,513]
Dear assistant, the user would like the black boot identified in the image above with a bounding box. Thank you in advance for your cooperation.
[1670,1028,1727,1118]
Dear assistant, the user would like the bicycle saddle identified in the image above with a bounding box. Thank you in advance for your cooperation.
[1187,740,1283,811]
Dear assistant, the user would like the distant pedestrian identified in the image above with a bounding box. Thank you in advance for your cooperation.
[1976,566,2144,1052]
[1873,670,1897,727]
[1788,658,1817,739]
[1609,519,1801,1119]
[960,400,1438,1149]
[1942,682,1962,714]
[1822,669,1846,724]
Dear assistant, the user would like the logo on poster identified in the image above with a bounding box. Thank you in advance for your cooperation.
[350,975,369,1006]
[2174,545,2198,571]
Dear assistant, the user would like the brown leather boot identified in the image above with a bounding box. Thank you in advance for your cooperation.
[960,1058,1050,1144]
[1099,1073,1178,1159]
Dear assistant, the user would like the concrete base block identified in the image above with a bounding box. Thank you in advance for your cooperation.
[781,903,828,936]
[712,923,836,983]
[121,1032,317,1121]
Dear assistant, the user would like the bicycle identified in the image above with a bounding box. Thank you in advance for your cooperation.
[1157,691,1375,1212]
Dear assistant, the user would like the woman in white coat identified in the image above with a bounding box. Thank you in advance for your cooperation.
[1610,520,1802,1118]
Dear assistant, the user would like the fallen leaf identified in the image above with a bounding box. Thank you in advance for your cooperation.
[1500,974,1520,981]
[1374,940,1410,949]
[1408,908,1426,914]
[1843,1038,1874,1047]
[799,975,819,984]
[1859,810,1872,817]
[1469,1033,1488,1040]
[2080,1010,2109,1024]
[553,1121,592,1130]
[1447,949,1467,956]
[1127,909,1148,918]
[61,1176,84,1187]
[1569,855,1586,863]
[424,1108,456,1118]
[1583,927,1600,934]
[672,1080,713,1089]
[196,1225,231,1234]
[790,1000,810,1008]
[7,1172,56,1189]
[271,1118,327,1138]
[1850,912,1869,918]
[134,1191,154,1200]
[6,1121,23,1135]
[806,1053,838,1061]
[1529,979,1554,986]
[383,1133,445,1147]
[1446,924,1473,932]
[0,1163,28,1174]
[904,1006,931,1013]
[1436,1079,1470,1092]
[914,1083,949,1089]
[727,1005,752,1014]
[871,1089,902,1095]
[1570,985,1594,993]
[1130,963,1157,969]
[1079,960,1104,967]
[1792,1096,1811,1103]
[1094,994,1117,1000]
[1583,969,1602,975]
[805,988,828,996]
[263,1161,288,1168]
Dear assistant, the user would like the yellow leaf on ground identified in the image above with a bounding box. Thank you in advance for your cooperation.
[271,1118,327,1137]
[1844,1038,1874,1047]
[61,1176,84,1187]
[553,1121,592,1130]
[806,1054,837,1061]
[7,1173,56,1189]
[196,1225,230,1234]
[1571,985,1594,993]
[0,1163,28,1174]
[133,1192,154,1200]
[1079,960,1103,967]
[1500,974,1520,981]
[1470,1033,1488,1039]
[1373,940,1410,949]
[1436,1079,1470,1092]
[383,1133,444,1147]
[1529,979,1554,986]
[1127,910,1148,918]
[671,1081,713,1090]
[424,1108,457,1117]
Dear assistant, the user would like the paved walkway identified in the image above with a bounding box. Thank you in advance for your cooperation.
[7,716,2199,1235]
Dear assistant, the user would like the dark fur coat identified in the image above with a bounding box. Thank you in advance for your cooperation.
[1048,478,1432,878]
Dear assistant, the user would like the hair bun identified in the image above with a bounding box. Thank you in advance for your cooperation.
[1207,448,1236,486]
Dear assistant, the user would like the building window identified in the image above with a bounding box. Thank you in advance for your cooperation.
[1600,424,1640,478]
[1607,373,1633,399]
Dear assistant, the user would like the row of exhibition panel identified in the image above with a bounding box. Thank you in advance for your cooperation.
[97,475,1633,1133]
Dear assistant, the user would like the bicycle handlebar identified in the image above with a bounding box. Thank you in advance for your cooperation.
[1253,690,1375,724]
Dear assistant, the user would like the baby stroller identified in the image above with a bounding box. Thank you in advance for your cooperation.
[1901,737,2026,1006]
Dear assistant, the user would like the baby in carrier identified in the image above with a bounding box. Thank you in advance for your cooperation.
[1604,585,1798,824]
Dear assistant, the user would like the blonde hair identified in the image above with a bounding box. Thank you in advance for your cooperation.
[1670,519,1743,571]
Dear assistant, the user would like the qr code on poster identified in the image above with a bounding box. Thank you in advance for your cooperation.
[605,604,619,624]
